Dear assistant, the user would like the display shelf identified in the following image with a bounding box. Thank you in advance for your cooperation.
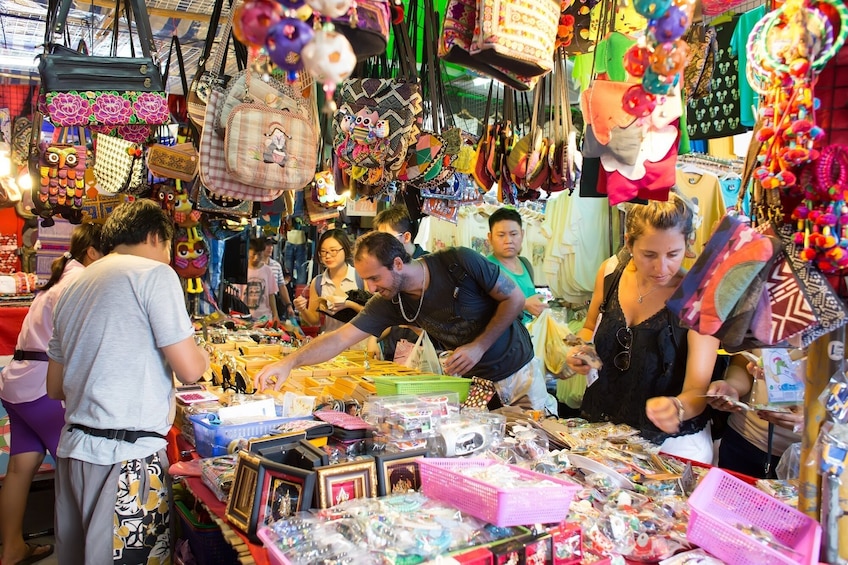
[183,476,270,565]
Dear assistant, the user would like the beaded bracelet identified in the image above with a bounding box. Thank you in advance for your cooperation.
[816,145,848,201]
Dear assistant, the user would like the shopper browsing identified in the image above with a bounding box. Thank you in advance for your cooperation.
[486,207,548,321]
[262,237,295,319]
[565,192,721,464]
[0,223,102,565]
[707,350,803,478]
[46,199,209,563]
[294,229,365,333]
[258,231,554,412]
[242,238,280,322]
[374,204,428,259]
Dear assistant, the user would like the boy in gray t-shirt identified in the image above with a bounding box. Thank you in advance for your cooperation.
[47,200,209,564]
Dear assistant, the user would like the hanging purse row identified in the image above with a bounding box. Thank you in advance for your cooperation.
[39,0,168,139]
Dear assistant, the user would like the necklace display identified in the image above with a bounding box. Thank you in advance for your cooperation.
[635,275,660,304]
[398,262,428,323]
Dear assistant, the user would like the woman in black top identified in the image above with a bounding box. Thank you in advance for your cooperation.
[566,192,721,463]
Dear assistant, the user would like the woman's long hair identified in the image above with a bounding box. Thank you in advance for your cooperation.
[41,222,103,292]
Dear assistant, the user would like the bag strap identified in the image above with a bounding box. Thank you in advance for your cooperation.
[163,35,189,96]
[198,0,228,70]
[519,256,534,280]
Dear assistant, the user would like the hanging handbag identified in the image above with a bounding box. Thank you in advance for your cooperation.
[469,0,561,77]
[332,0,392,61]
[439,0,541,90]
[187,0,247,128]
[222,58,317,193]
[199,90,285,201]
[93,133,146,195]
[193,183,253,218]
[334,13,423,179]
[146,141,198,182]
[682,22,718,100]
[29,123,89,226]
[39,0,168,131]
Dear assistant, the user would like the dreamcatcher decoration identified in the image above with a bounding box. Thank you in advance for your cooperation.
[744,0,848,270]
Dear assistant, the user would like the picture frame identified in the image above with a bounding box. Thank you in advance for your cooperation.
[255,459,316,531]
[255,438,329,469]
[374,450,428,496]
[247,431,307,454]
[225,450,262,535]
[314,458,378,509]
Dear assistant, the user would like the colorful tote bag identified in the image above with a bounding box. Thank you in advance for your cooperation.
[334,78,423,177]
[199,90,284,201]
[470,0,561,77]
[667,215,780,339]
[224,103,317,193]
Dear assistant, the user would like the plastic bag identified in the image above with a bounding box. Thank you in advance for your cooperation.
[400,330,443,375]
[776,442,801,480]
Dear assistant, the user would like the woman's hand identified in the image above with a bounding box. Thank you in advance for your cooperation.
[756,405,804,432]
[293,295,308,311]
[566,344,601,375]
[706,380,745,412]
[646,396,682,434]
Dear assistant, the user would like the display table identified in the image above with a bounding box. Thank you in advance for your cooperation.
[183,476,270,565]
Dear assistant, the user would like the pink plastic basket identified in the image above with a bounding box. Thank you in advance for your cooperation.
[687,468,821,565]
[418,458,581,527]
[257,526,292,565]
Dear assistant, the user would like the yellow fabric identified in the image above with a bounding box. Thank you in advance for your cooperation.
[707,137,735,160]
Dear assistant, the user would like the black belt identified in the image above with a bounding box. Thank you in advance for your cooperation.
[13,349,49,362]
[68,424,166,443]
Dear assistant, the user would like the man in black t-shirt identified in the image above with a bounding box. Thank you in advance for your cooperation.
[255,231,552,411]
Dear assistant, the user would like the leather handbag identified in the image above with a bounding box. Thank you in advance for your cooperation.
[39,0,168,131]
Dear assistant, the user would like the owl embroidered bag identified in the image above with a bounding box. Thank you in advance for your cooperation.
[31,126,89,225]
[333,16,422,185]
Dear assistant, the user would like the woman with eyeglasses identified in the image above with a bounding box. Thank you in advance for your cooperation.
[293,229,365,334]
[565,192,721,464]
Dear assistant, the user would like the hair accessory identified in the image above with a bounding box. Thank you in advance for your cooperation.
[63,251,73,259]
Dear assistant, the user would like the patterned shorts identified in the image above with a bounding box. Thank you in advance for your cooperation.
[113,450,171,564]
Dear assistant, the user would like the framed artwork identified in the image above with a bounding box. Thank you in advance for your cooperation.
[255,459,316,529]
[315,458,378,509]
[247,431,306,454]
[225,450,261,534]
[374,450,428,496]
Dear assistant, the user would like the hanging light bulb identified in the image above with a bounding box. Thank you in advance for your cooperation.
[17,170,33,191]
[0,143,11,178]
